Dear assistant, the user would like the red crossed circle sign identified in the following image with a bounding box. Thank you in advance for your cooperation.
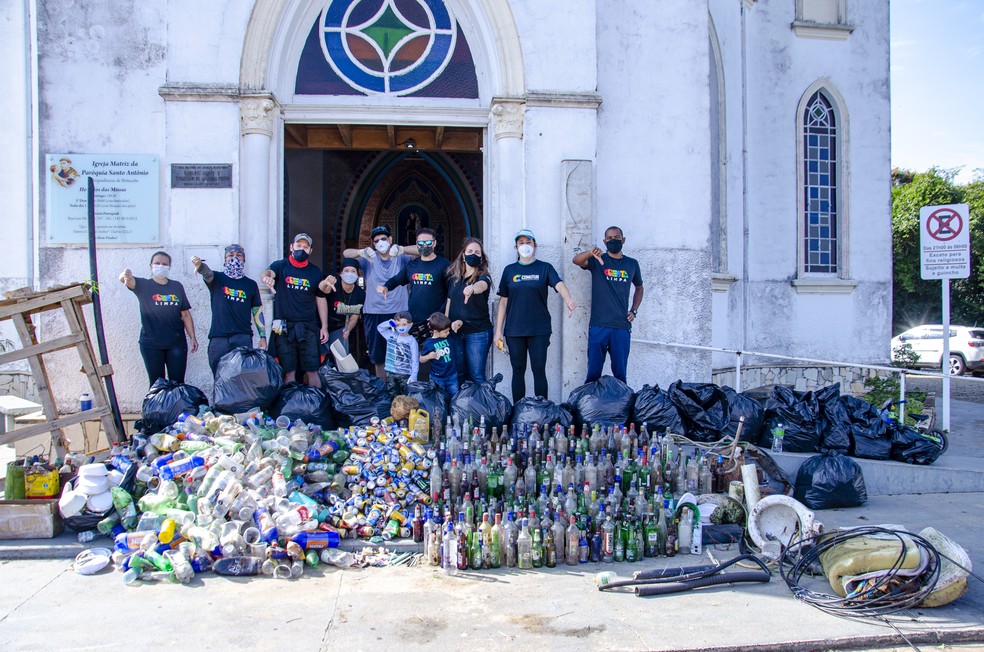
[926,208,963,241]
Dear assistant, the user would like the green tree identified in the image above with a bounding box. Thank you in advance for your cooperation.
[891,168,984,333]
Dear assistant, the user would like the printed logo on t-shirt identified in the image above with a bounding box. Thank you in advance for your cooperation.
[411,273,434,284]
[152,294,180,305]
[334,301,363,315]
[511,273,541,283]
[604,268,630,282]
[433,339,452,362]
[223,286,248,302]
[284,276,310,290]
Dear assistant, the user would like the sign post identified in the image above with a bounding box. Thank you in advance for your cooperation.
[919,203,971,432]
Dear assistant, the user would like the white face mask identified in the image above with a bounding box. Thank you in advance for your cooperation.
[340,272,359,285]
[518,244,535,259]
[151,264,170,279]
[375,239,390,254]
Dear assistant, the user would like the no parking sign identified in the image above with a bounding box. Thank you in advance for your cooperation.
[920,203,970,280]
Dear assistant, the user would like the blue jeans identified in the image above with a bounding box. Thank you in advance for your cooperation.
[586,326,631,383]
[432,374,459,397]
[452,328,492,384]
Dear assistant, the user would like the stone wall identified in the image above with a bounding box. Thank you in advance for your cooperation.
[711,364,883,397]
[0,371,40,404]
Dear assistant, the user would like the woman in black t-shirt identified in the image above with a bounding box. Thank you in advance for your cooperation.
[445,237,494,384]
[120,251,198,385]
[494,230,577,403]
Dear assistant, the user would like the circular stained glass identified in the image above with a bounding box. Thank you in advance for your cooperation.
[320,0,457,96]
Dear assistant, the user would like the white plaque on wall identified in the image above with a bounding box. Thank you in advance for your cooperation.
[45,154,160,244]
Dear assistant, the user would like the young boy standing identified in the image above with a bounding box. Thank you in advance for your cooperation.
[420,312,458,396]
[377,311,419,397]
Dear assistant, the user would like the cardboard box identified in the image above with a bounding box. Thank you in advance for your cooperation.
[0,499,64,539]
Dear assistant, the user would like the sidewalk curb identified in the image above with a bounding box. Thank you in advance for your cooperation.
[674,628,984,652]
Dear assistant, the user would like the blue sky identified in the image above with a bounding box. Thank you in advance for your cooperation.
[892,0,984,183]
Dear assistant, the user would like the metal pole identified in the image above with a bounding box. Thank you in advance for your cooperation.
[942,278,951,431]
[899,370,906,423]
[735,351,742,392]
[87,178,125,443]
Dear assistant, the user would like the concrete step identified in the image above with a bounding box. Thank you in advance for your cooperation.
[771,448,984,496]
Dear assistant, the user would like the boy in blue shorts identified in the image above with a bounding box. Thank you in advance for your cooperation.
[420,312,458,396]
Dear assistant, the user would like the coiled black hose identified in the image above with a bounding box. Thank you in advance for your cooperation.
[779,526,941,617]
[598,554,772,597]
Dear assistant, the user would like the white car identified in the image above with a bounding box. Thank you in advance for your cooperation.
[891,325,984,376]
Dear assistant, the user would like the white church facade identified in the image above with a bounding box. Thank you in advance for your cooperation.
[1,0,891,411]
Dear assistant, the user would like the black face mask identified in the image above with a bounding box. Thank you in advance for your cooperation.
[605,239,624,254]
[291,249,310,263]
[419,245,434,257]
[464,253,482,268]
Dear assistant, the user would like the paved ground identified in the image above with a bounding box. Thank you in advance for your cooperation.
[0,400,982,651]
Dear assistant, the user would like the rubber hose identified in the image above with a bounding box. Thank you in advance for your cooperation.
[634,570,771,596]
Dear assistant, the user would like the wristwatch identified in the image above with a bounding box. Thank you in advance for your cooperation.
[629,308,638,316]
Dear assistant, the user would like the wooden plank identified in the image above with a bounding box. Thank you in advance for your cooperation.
[0,406,111,446]
[440,130,483,152]
[9,313,66,456]
[435,126,445,149]
[0,285,88,319]
[284,124,308,147]
[337,124,352,147]
[0,332,85,366]
[386,125,396,148]
[96,363,114,377]
[62,299,122,445]
[304,127,347,148]
[350,127,392,149]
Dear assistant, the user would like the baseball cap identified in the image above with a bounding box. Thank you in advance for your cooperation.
[371,226,391,238]
[293,233,313,246]
[514,228,536,243]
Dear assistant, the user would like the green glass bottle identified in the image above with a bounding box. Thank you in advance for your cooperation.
[625,519,639,562]
[545,531,557,568]
[613,518,626,562]
[532,526,544,568]
[469,531,482,570]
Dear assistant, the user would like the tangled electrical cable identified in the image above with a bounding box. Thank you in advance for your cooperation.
[779,526,941,617]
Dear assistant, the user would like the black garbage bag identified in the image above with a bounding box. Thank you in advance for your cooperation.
[794,451,867,509]
[141,379,209,433]
[566,376,635,429]
[817,390,852,454]
[761,386,820,453]
[271,382,335,429]
[721,386,764,443]
[511,396,573,430]
[633,384,684,435]
[63,461,137,532]
[213,347,284,414]
[891,426,945,465]
[319,367,390,427]
[407,380,451,427]
[838,396,892,459]
[451,373,512,431]
[668,381,730,443]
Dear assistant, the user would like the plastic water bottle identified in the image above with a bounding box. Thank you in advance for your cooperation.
[772,424,785,453]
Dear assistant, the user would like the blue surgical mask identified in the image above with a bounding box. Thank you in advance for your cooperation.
[396,325,410,335]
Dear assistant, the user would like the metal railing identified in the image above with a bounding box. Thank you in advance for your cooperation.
[631,338,984,432]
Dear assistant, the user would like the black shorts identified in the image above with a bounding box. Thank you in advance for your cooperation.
[363,312,394,364]
[272,322,321,373]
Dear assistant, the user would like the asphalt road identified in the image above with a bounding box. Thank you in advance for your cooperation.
[907,375,984,404]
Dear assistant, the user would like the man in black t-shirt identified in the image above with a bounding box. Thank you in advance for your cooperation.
[381,227,450,337]
[573,225,644,383]
[192,244,265,377]
[261,233,329,387]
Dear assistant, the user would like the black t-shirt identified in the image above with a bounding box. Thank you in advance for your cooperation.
[421,336,455,380]
[448,274,493,335]
[204,272,262,339]
[587,254,643,330]
[326,284,366,331]
[268,259,326,325]
[130,277,191,349]
[384,256,450,324]
[497,260,562,337]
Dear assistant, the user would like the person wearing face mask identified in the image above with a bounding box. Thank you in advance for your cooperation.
[376,311,419,397]
[119,251,197,385]
[380,227,450,340]
[342,225,419,380]
[317,258,366,356]
[445,237,494,384]
[573,226,645,383]
[495,229,578,403]
[191,245,265,377]
[260,233,329,388]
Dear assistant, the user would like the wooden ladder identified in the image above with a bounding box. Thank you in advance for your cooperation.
[0,284,122,457]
